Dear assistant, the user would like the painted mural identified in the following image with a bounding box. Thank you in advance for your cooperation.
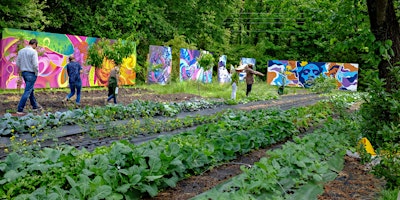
[0,28,136,89]
[239,57,256,81]
[217,55,230,83]
[179,48,212,83]
[148,45,172,85]
[267,60,359,91]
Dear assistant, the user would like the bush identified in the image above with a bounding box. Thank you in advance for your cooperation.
[311,76,337,93]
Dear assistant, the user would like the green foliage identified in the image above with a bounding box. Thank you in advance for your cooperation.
[311,76,338,94]
[87,38,136,68]
[0,0,49,31]
[194,118,354,200]
[197,52,215,71]
[359,68,400,148]
[231,71,239,84]
[0,102,335,199]
[378,188,400,200]
[373,142,400,189]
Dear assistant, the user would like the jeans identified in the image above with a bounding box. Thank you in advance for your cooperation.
[107,77,117,104]
[66,81,82,103]
[17,71,38,112]
[107,94,117,104]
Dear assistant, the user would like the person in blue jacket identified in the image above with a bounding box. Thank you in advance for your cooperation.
[63,55,83,105]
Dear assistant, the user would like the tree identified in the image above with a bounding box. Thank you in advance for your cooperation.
[366,0,400,92]
[0,0,49,31]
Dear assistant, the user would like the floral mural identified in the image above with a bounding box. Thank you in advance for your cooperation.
[0,28,136,89]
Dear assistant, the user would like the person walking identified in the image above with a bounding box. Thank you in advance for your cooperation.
[106,65,119,104]
[16,39,41,116]
[244,64,264,97]
[63,55,83,105]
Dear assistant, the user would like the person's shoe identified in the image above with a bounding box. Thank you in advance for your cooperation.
[62,98,69,105]
[16,112,27,116]
[32,106,43,111]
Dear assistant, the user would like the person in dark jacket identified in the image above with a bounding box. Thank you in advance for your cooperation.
[106,65,120,104]
[63,55,83,105]
[244,64,264,96]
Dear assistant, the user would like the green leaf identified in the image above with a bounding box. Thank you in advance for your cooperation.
[164,176,179,188]
[145,175,163,182]
[0,163,6,171]
[42,148,61,163]
[130,174,142,184]
[47,193,60,200]
[165,142,180,157]
[116,184,131,193]
[5,153,22,171]
[327,153,344,172]
[106,193,124,200]
[4,170,26,182]
[89,185,112,200]
[141,184,158,197]
[66,175,77,188]
[51,186,68,200]
[287,183,324,200]
[149,156,162,172]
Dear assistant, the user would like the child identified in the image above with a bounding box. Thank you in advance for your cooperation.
[106,65,119,104]
[231,71,239,100]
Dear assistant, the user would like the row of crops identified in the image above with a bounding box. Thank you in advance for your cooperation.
[0,99,221,136]
[0,93,361,199]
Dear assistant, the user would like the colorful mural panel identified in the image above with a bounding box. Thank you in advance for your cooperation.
[148,45,172,85]
[0,28,136,89]
[239,57,256,81]
[267,60,359,91]
[179,48,213,83]
[217,55,230,83]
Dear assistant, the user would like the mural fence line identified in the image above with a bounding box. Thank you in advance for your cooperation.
[0,28,136,89]
[267,60,359,91]
[148,45,172,85]
[238,57,256,82]
[217,55,230,84]
[179,48,212,83]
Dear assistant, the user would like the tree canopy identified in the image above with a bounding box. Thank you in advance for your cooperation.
[0,0,398,89]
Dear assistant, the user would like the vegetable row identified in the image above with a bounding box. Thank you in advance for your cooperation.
[0,101,333,199]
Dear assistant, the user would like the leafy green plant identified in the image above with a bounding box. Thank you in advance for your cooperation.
[0,101,338,199]
[197,52,215,71]
[87,38,136,68]
[311,76,337,94]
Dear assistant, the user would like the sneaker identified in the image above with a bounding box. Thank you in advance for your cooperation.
[32,106,43,111]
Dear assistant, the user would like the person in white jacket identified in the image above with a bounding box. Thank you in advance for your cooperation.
[16,39,41,115]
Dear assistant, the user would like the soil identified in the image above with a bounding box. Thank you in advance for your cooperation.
[0,88,387,199]
[0,87,200,115]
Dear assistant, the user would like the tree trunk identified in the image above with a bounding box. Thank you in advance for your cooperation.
[366,0,400,92]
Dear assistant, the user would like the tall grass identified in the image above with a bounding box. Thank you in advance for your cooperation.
[141,79,309,100]
[1,79,310,100]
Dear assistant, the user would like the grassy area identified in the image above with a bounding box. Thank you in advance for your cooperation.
[378,189,399,200]
[141,79,309,99]
[0,79,310,101]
